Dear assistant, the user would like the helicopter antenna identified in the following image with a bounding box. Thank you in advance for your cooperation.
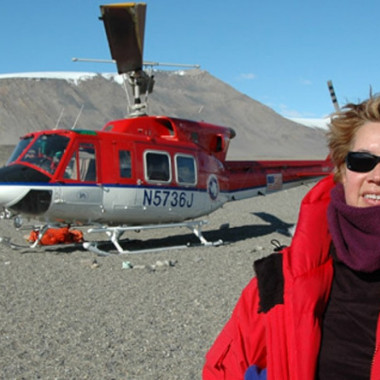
[54,107,65,130]
[72,104,84,129]
[327,80,340,112]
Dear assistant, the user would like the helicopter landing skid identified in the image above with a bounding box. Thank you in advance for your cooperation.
[0,236,83,253]
[84,220,223,256]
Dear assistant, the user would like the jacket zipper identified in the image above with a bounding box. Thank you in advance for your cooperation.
[371,342,380,378]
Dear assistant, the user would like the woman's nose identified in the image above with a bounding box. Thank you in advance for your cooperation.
[369,163,380,183]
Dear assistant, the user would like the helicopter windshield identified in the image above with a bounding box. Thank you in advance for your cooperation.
[7,136,33,165]
[18,134,70,175]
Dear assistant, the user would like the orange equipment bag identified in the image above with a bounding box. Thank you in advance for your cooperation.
[28,227,84,245]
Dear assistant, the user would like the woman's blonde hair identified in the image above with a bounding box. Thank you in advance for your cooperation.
[327,94,380,182]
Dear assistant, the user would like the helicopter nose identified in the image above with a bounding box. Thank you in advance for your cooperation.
[0,164,50,183]
[0,185,31,208]
[0,164,52,212]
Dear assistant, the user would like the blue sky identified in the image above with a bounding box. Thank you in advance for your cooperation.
[1,0,379,119]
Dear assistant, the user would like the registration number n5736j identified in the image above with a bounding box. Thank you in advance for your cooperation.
[143,189,194,208]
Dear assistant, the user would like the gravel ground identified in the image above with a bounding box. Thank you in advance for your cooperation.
[0,178,316,380]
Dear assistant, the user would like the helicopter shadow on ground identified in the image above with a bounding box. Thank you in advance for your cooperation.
[203,212,294,244]
[111,211,295,252]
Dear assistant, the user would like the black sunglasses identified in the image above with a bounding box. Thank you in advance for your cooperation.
[346,151,380,173]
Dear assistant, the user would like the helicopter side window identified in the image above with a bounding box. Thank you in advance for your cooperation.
[176,154,196,185]
[145,151,170,182]
[64,152,78,180]
[119,150,132,178]
[64,143,97,182]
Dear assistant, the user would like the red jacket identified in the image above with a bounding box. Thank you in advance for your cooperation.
[203,175,380,379]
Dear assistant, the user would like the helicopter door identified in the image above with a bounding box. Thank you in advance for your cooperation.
[53,142,104,221]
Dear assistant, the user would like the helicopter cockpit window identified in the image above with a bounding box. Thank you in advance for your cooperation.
[119,150,132,178]
[19,134,70,175]
[7,136,33,165]
[145,151,170,182]
[176,154,196,185]
[64,143,97,182]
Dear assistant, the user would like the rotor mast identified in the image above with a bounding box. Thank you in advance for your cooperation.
[72,57,200,116]
[74,3,199,117]
[98,3,147,116]
[96,3,200,117]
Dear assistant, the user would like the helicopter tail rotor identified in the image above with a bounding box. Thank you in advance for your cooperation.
[327,80,340,112]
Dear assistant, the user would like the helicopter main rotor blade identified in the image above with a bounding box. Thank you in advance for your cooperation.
[99,3,146,74]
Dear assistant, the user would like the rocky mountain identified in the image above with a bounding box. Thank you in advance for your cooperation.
[0,69,328,160]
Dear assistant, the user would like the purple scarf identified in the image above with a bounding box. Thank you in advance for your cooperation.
[327,183,380,272]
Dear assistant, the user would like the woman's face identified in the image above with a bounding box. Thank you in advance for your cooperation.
[342,121,380,207]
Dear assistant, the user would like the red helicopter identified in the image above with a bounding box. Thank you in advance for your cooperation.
[0,3,333,254]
